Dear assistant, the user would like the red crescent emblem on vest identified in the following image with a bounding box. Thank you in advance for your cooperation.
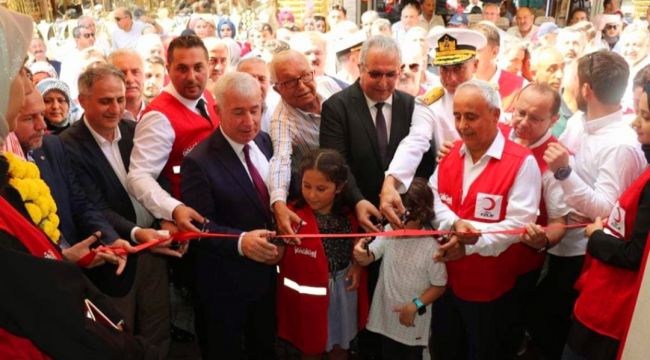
[483,197,497,211]
[613,207,622,223]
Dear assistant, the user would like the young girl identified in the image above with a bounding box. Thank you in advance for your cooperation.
[275,149,368,360]
[354,178,447,360]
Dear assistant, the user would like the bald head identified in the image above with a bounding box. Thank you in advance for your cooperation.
[270,50,319,113]
[269,49,312,83]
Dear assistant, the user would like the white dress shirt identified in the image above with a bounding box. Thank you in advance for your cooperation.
[429,131,542,256]
[126,83,207,220]
[386,90,456,192]
[506,25,538,42]
[222,130,270,256]
[365,94,393,140]
[111,21,148,50]
[552,109,645,256]
[84,118,155,241]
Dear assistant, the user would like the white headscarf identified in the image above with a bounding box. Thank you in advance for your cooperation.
[0,8,33,143]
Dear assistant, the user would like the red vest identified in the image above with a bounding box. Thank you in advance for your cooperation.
[498,70,525,113]
[140,90,219,198]
[573,167,650,341]
[437,138,532,301]
[276,205,368,355]
[0,195,62,358]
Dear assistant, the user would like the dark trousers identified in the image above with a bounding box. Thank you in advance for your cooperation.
[111,252,170,359]
[381,334,423,360]
[430,288,519,360]
[358,260,382,360]
[563,318,620,360]
[527,254,584,360]
[196,286,276,360]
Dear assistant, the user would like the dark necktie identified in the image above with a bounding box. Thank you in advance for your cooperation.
[243,144,270,214]
[196,99,212,123]
[375,102,388,165]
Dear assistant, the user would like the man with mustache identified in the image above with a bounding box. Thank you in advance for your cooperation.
[28,37,61,76]
[109,49,146,121]
[203,37,230,91]
[143,56,166,103]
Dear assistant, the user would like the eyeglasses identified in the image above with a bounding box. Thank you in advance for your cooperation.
[274,71,314,89]
[400,63,420,72]
[365,69,399,79]
[605,24,618,30]
[82,33,96,39]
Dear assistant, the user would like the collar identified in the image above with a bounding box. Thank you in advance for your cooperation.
[525,129,553,150]
[364,93,394,110]
[83,116,122,145]
[291,95,323,119]
[221,128,248,156]
[460,130,505,162]
[164,83,206,112]
[583,109,624,134]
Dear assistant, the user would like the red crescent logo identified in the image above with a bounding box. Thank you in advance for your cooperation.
[613,207,622,223]
[483,197,496,211]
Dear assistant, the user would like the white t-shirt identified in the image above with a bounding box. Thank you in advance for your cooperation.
[366,230,447,346]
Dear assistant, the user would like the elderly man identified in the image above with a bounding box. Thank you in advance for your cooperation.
[529,45,575,137]
[473,22,526,111]
[268,50,323,235]
[78,14,111,54]
[507,7,538,42]
[181,72,277,359]
[59,25,96,100]
[112,7,147,50]
[237,57,280,133]
[421,0,445,28]
[291,31,347,96]
[619,25,650,111]
[108,49,146,121]
[556,27,586,63]
[203,37,230,91]
[482,3,501,24]
[428,79,541,359]
[143,56,166,103]
[543,50,646,360]
[60,64,180,356]
[29,37,61,75]
[380,29,486,214]
[391,2,426,41]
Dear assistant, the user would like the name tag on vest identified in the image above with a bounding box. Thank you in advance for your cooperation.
[607,202,626,237]
[475,193,503,221]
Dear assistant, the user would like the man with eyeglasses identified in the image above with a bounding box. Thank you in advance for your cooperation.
[320,33,436,360]
[111,7,147,50]
[268,50,324,236]
[59,25,97,107]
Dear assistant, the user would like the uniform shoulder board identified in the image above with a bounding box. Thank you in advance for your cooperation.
[418,87,445,106]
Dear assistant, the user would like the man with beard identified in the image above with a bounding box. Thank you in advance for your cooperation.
[541,50,646,359]
[108,49,146,121]
[143,56,166,103]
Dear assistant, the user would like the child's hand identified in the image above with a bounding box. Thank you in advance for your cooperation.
[393,303,417,327]
[353,238,373,266]
[345,263,361,291]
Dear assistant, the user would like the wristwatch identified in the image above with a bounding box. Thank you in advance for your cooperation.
[554,166,572,181]
[412,298,426,316]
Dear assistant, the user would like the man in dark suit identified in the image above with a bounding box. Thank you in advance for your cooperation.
[319,35,435,360]
[320,35,435,232]
[59,64,181,356]
[181,72,278,359]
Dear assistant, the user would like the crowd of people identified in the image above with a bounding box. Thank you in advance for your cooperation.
[1,0,650,359]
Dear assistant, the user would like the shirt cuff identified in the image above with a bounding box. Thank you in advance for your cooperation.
[270,190,288,206]
[163,198,185,221]
[130,226,141,244]
[238,232,246,256]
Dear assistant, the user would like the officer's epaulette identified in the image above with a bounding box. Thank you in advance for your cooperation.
[417,87,445,106]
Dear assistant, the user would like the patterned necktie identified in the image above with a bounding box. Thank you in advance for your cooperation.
[196,98,211,123]
[243,144,270,214]
[375,102,388,164]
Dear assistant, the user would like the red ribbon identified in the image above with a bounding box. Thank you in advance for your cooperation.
[75,222,591,266]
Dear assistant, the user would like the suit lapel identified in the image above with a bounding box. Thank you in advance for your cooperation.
[351,81,383,168]
[387,91,409,160]
[75,120,128,191]
[117,122,133,169]
[212,130,268,218]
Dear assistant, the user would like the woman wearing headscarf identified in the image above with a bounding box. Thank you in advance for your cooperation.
[37,78,73,134]
[563,83,650,359]
[0,8,158,359]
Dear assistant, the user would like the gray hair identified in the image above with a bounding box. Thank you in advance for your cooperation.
[78,63,125,96]
[370,18,391,35]
[72,25,87,38]
[359,35,400,66]
[108,48,144,67]
[456,79,501,110]
[237,56,267,70]
[211,72,261,108]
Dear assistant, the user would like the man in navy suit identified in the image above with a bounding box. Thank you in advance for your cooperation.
[181,72,278,359]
